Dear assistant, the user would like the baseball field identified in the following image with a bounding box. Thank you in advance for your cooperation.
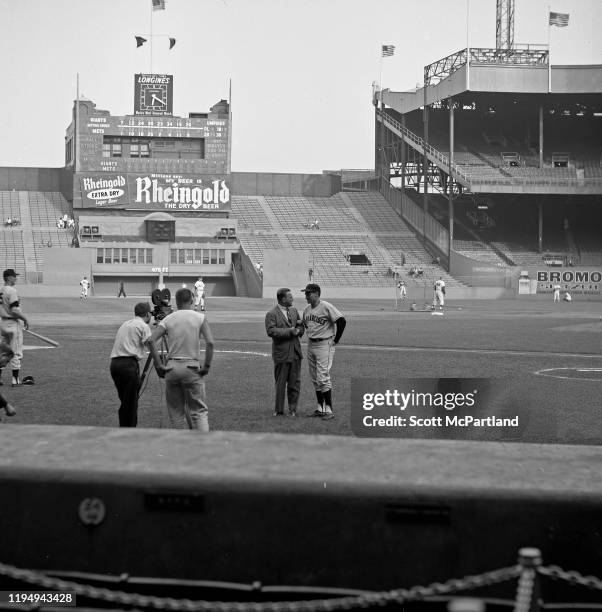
[2,294,601,445]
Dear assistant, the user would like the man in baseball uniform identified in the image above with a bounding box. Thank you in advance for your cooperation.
[553,283,561,302]
[80,276,90,300]
[433,277,445,310]
[0,332,16,416]
[397,279,407,301]
[0,269,29,387]
[194,277,206,311]
[301,283,346,420]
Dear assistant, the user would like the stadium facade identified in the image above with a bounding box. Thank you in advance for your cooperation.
[0,48,600,300]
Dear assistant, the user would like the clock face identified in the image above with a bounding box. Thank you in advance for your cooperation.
[134,75,173,116]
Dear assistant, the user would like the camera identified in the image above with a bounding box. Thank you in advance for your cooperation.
[150,288,173,322]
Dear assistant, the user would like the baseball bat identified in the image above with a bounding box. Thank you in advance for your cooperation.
[24,328,60,347]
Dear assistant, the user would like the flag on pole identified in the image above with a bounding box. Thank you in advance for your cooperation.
[382,44,395,57]
[135,36,147,47]
[152,0,166,10]
[169,37,176,49]
[549,11,569,27]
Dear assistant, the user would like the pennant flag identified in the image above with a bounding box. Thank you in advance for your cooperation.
[382,44,395,57]
[549,11,569,27]
[169,37,176,49]
[152,0,166,10]
[135,36,147,48]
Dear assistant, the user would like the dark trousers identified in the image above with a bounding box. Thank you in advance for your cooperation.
[110,357,140,427]
[273,359,301,414]
[118,288,127,297]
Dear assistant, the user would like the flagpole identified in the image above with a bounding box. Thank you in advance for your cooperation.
[75,73,79,174]
[547,5,551,92]
[466,0,470,89]
[150,2,154,73]
[227,78,232,174]
[379,44,384,185]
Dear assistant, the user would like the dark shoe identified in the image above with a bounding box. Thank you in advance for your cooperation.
[311,409,325,417]
[322,413,335,421]
[4,404,16,417]
[273,412,284,416]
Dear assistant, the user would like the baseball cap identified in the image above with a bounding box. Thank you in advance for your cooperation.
[3,269,19,280]
[301,283,321,294]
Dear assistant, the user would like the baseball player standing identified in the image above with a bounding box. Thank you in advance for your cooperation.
[553,283,561,302]
[397,279,407,303]
[433,277,446,310]
[194,276,206,311]
[301,283,346,420]
[0,269,29,387]
[80,276,90,300]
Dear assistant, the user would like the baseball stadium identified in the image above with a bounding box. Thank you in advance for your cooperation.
[0,1,601,610]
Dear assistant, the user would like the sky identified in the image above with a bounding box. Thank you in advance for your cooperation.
[0,0,599,174]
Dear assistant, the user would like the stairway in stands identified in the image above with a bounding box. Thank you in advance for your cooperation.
[18,192,37,280]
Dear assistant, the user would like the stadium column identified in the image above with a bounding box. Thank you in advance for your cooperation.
[538,104,544,169]
[448,97,455,268]
[422,65,429,241]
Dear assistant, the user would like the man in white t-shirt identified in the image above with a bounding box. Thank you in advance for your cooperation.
[151,288,214,431]
[301,283,346,420]
[193,277,205,311]
[110,302,163,427]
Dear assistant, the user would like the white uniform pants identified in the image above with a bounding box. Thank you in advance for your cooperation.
[194,293,205,309]
[433,289,445,307]
[0,319,22,370]
[307,338,335,393]
[553,290,560,302]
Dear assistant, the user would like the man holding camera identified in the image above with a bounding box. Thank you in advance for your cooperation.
[110,302,164,427]
[151,288,214,431]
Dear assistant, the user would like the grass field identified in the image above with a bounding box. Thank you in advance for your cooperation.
[1,295,601,445]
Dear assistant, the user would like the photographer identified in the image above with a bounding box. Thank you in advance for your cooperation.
[109,302,164,427]
[150,288,214,431]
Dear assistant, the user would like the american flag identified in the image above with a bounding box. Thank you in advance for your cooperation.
[152,0,166,10]
[549,12,569,27]
[381,44,395,57]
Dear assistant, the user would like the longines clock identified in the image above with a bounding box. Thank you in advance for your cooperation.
[134,74,173,116]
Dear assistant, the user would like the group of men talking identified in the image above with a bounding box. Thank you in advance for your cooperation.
[265,283,346,420]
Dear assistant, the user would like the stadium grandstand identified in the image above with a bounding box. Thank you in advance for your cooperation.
[0,6,600,303]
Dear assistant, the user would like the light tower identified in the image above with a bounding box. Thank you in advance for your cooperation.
[496,0,515,49]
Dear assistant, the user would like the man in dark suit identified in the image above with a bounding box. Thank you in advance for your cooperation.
[265,287,304,416]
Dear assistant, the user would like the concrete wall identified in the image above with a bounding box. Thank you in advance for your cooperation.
[450,251,512,288]
[238,248,263,298]
[231,172,341,197]
[76,215,236,239]
[262,249,310,299]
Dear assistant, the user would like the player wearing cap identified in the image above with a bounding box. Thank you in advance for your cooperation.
[0,331,16,416]
[80,276,90,300]
[194,277,206,311]
[301,283,346,420]
[433,277,445,310]
[0,269,29,387]
[553,283,561,302]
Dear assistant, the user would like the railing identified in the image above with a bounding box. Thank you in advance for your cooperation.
[377,110,470,185]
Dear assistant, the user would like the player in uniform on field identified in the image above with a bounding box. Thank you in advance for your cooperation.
[301,284,346,420]
[194,277,206,311]
[80,276,90,300]
[397,279,407,300]
[553,283,561,302]
[0,269,29,387]
[433,277,445,310]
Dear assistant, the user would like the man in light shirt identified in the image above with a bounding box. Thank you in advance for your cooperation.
[151,288,214,431]
[110,302,163,427]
